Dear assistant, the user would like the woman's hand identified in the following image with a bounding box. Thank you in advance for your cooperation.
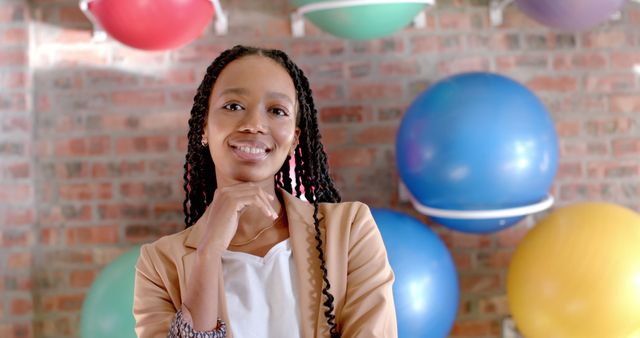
[196,182,278,254]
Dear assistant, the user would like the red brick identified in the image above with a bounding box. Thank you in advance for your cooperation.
[0,49,26,66]
[10,296,32,316]
[319,126,348,146]
[54,136,110,157]
[610,94,640,113]
[587,161,639,178]
[0,183,32,203]
[5,161,30,179]
[557,162,583,179]
[476,250,513,269]
[439,230,493,249]
[611,51,640,69]
[290,40,346,58]
[379,59,420,76]
[0,27,27,44]
[559,182,621,201]
[459,273,502,293]
[526,76,578,93]
[495,54,548,71]
[410,35,439,54]
[496,224,529,247]
[91,160,145,178]
[585,117,633,136]
[354,125,397,144]
[0,93,28,112]
[0,4,27,22]
[351,37,405,54]
[69,270,96,288]
[311,83,344,101]
[111,90,166,107]
[584,73,635,93]
[583,30,629,48]
[552,52,607,71]
[438,11,472,30]
[58,183,112,201]
[53,48,108,66]
[41,293,84,312]
[2,208,34,226]
[65,225,119,245]
[0,71,27,88]
[612,139,640,157]
[437,56,489,75]
[97,203,148,220]
[349,83,403,100]
[450,251,472,269]
[7,252,31,269]
[326,148,375,168]
[555,120,580,137]
[319,106,373,124]
[115,136,170,154]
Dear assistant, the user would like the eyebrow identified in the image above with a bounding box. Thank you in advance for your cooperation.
[219,88,294,105]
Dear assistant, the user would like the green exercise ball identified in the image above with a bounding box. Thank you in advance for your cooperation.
[292,0,429,40]
[80,245,141,338]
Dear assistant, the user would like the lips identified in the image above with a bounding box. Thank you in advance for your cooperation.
[228,140,272,161]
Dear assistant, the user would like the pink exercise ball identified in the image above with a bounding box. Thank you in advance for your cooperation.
[89,0,214,51]
[515,0,626,31]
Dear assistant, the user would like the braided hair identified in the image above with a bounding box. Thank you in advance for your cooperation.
[182,45,342,337]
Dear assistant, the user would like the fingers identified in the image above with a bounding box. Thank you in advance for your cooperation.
[216,184,278,219]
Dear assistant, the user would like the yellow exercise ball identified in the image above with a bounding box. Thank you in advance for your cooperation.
[507,202,640,338]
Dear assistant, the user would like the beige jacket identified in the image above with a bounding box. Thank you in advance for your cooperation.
[133,189,397,338]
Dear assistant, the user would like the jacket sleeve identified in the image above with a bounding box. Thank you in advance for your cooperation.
[133,244,227,338]
[340,203,398,338]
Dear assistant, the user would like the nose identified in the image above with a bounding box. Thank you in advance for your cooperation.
[238,106,267,134]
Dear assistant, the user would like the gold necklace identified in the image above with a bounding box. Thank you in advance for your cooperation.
[229,209,285,247]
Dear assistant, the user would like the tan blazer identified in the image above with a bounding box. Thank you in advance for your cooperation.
[133,189,397,338]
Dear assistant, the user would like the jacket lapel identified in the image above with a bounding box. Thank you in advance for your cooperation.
[281,189,325,337]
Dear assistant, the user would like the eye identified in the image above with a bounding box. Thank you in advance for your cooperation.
[223,103,244,111]
[270,107,289,117]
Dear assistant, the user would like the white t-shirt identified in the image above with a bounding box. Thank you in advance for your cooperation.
[221,239,302,338]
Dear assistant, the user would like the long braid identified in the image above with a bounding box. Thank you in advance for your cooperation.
[183,45,342,336]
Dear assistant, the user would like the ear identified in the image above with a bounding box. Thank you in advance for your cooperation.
[289,128,301,156]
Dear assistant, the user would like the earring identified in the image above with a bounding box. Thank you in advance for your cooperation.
[201,137,208,147]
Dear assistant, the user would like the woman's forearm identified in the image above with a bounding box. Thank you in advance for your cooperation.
[182,249,223,331]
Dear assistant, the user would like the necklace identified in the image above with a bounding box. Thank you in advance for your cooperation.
[229,209,285,247]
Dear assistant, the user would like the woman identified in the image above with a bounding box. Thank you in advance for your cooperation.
[133,45,397,338]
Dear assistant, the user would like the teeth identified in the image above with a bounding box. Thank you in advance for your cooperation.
[238,146,266,154]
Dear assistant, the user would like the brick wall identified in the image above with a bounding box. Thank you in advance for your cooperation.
[1,0,639,337]
[0,0,34,337]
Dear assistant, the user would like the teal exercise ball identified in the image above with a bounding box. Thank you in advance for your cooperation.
[80,246,141,338]
[291,0,429,40]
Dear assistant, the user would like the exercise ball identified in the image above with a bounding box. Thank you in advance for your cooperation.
[507,203,640,338]
[80,246,141,338]
[88,0,214,50]
[396,72,558,233]
[291,0,430,40]
[515,0,626,31]
[371,208,459,338]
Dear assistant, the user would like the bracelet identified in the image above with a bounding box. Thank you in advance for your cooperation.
[168,308,227,338]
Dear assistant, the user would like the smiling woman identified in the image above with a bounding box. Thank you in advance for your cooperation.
[132,45,397,338]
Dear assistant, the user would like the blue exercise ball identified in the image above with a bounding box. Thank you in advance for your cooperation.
[371,208,459,338]
[80,246,141,338]
[396,72,558,233]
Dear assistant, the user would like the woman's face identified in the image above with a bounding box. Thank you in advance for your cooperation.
[204,55,299,186]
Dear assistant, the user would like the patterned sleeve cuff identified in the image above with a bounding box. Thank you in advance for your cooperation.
[167,308,227,338]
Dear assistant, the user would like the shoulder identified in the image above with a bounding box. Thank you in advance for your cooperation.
[318,200,376,232]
